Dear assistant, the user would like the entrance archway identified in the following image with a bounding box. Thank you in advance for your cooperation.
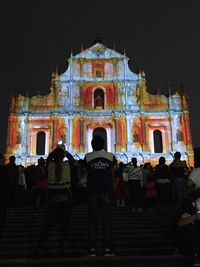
[153,129,163,153]
[93,127,107,151]
[36,131,46,155]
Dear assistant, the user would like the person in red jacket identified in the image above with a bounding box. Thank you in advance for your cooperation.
[144,170,158,211]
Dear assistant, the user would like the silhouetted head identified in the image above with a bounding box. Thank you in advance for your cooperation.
[118,162,124,168]
[131,157,137,167]
[91,135,104,151]
[144,162,151,169]
[159,156,166,165]
[38,157,45,165]
[174,151,181,160]
[9,155,16,163]
[53,147,65,161]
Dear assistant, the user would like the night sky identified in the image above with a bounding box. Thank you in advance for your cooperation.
[0,0,200,154]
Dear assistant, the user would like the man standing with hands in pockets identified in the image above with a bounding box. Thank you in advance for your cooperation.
[84,135,117,257]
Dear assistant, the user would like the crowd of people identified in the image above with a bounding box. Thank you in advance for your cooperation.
[0,139,200,260]
[113,151,197,212]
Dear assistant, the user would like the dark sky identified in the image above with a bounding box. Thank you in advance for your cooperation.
[0,0,200,153]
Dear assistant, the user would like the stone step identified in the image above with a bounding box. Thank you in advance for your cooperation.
[0,204,185,266]
[0,255,193,267]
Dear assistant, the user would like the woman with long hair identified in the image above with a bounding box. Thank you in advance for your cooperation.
[35,147,75,256]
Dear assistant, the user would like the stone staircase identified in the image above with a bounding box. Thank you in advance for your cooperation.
[0,204,194,266]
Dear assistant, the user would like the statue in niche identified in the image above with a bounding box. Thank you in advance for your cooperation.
[60,133,66,143]
[95,68,102,78]
[94,94,103,109]
[135,85,140,104]
[133,131,139,143]
[94,88,104,109]
[176,130,183,142]
[118,84,125,105]
[16,132,21,144]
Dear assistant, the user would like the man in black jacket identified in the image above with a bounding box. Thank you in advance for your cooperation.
[84,135,117,257]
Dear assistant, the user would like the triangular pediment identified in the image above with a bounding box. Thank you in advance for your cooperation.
[73,42,126,59]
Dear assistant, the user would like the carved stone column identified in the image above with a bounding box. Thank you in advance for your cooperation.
[114,117,119,151]
[52,115,58,150]
[141,114,147,151]
[126,114,132,146]
[68,114,73,151]
[80,116,85,151]
[20,116,26,154]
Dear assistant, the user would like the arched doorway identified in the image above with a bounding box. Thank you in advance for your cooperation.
[36,131,46,155]
[93,127,107,151]
[153,129,163,153]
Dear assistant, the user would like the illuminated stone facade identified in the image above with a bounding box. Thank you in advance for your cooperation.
[6,43,194,166]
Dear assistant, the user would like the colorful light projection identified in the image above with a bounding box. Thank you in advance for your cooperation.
[6,43,194,167]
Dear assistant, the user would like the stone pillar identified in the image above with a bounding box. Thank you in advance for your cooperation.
[68,114,73,151]
[184,113,192,149]
[114,117,119,151]
[125,83,128,110]
[20,116,26,154]
[52,116,58,150]
[170,113,177,148]
[121,115,127,150]
[168,111,173,151]
[25,115,29,155]
[141,114,147,151]
[126,114,132,147]
[63,116,68,150]
[80,116,85,151]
